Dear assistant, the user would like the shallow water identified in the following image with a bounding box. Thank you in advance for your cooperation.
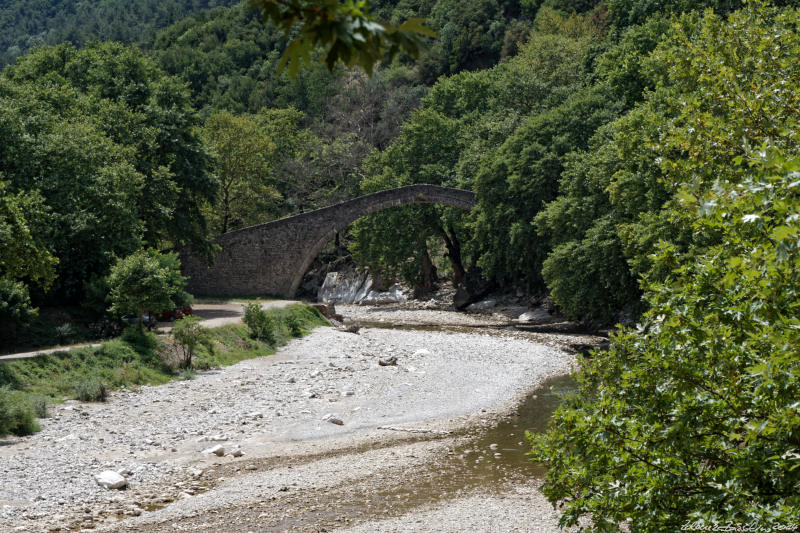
[353,373,577,513]
[246,373,577,532]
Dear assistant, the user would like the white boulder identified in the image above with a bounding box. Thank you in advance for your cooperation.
[94,471,127,490]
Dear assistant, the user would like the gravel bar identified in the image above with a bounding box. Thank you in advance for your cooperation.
[0,307,581,532]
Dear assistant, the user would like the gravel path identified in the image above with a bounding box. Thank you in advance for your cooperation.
[0,307,584,533]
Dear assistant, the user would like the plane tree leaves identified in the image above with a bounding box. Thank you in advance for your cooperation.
[249,0,435,76]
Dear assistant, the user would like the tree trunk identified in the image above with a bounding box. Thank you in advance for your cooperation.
[415,238,438,298]
[440,224,465,287]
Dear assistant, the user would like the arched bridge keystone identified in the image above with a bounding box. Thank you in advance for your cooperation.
[181,184,476,298]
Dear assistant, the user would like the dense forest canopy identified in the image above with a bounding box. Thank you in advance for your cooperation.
[0,0,241,67]
[2,0,798,328]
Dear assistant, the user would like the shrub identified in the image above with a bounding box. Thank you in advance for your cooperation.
[0,387,40,436]
[243,303,276,345]
[54,323,77,345]
[107,248,189,331]
[27,394,49,418]
[172,315,212,368]
[73,377,108,402]
[285,314,302,337]
[121,326,159,355]
[177,368,196,381]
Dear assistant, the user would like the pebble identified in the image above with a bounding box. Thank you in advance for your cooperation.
[203,445,225,457]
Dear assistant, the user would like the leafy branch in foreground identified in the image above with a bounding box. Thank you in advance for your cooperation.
[249,0,435,76]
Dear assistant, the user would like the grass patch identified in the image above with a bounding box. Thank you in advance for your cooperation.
[0,387,41,436]
[0,304,328,437]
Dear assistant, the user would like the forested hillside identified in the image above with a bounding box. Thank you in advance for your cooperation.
[0,0,241,67]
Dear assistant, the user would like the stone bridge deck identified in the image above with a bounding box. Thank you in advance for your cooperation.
[181,184,476,298]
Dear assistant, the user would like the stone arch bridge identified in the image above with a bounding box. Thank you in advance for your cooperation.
[181,184,476,298]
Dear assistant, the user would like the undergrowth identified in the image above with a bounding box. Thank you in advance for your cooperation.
[0,304,328,436]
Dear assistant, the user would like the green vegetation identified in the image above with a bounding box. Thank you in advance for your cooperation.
[0,304,328,436]
[530,4,800,530]
[107,249,191,330]
[172,315,213,368]
[243,302,278,344]
[0,387,41,436]
[0,0,241,68]
[250,0,434,76]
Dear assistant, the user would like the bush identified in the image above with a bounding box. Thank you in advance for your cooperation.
[172,315,212,368]
[54,323,77,345]
[0,278,37,343]
[27,394,49,418]
[243,303,276,345]
[107,248,189,331]
[285,314,302,337]
[0,387,40,436]
[121,326,160,355]
[73,377,108,402]
[177,368,196,381]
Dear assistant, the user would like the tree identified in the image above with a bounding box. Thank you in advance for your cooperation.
[202,112,279,234]
[107,249,189,331]
[5,42,217,254]
[352,106,467,293]
[0,76,145,301]
[531,4,800,528]
[532,148,800,532]
[0,180,57,289]
[172,315,212,368]
[0,181,58,338]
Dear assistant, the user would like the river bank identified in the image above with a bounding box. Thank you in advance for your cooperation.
[0,306,598,532]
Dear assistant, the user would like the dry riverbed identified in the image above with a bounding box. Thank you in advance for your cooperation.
[0,306,598,533]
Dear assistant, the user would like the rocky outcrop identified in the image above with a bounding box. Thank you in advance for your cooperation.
[318,270,408,305]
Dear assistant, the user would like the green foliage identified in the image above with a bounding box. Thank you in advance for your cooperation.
[531,149,800,531]
[5,42,217,255]
[285,314,303,337]
[532,4,800,527]
[472,84,625,289]
[107,249,189,330]
[0,278,37,341]
[53,323,77,346]
[243,303,277,345]
[153,3,338,117]
[121,326,161,356]
[250,0,435,76]
[0,0,241,68]
[0,181,57,289]
[172,315,213,368]
[0,387,40,436]
[541,216,637,322]
[0,42,216,308]
[177,368,197,381]
[202,111,279,234]
[72,378,108,403]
